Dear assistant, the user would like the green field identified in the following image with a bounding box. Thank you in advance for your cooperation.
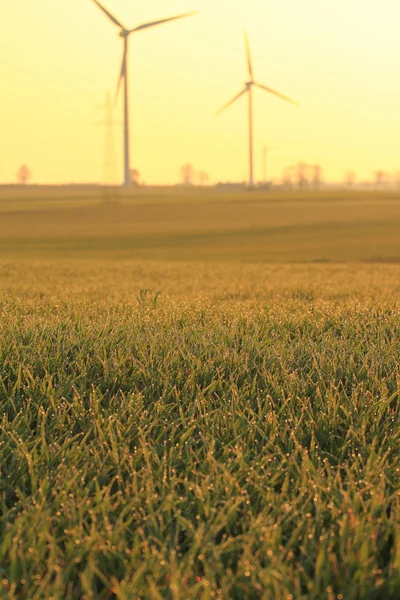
[0,188,399,599]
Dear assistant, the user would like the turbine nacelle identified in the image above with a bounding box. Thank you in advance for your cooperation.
[119,30,130,39]
[217,31,298,117]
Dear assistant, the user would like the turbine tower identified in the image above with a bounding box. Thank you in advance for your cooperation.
[217,31,298,188]
[92,1,197,188]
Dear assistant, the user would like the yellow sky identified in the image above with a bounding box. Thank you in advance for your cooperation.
[1,0,400,185]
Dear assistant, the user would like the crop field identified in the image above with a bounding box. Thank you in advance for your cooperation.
[0,187,400,262]
[0,188,400,599]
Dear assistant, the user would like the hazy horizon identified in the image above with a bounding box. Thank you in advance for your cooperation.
[2,0,400,185]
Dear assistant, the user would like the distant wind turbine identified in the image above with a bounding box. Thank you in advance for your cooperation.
[91,1,197,188]
[217,31,298,188]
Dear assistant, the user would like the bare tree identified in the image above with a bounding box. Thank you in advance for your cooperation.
[283,164,322,189]
[374,170,387,187]
[17,164,31,185]
[180,163,194,186]
[197,171,209,186]
[282,166,296,187]
[345,171,356,188]
[130,168,140,186]
[312,165,323,189]
[296,162,308,189]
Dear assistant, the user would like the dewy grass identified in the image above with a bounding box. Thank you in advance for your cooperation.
[0,260,399,599]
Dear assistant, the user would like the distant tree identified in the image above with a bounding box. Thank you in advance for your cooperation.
[130,168,140,186]
[180,163,194,186]
[312,165,323,189]
[17,164,31,185]
[197,171,209,186]
[374,170,386,187]
[282,166,296,187]
[345,171,356,188]
[296,162,308,189]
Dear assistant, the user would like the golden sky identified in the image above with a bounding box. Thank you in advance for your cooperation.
[1,0,400,185]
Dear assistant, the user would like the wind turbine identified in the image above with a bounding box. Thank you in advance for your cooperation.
[91,1,197,188]
[217,31,298,188]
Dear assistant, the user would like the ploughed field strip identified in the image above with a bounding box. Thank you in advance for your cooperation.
[0,260,399,599]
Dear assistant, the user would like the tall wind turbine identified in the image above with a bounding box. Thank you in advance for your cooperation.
[92,1,197,188]
[217,32,298,188]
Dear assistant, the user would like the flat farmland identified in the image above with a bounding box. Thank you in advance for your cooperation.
[0,188,400,261]
[0,188,399,599]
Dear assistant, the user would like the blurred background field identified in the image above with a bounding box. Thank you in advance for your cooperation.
[0,188,400,262]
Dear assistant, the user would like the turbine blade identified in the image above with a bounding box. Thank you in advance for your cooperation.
[216,87,248,115]
[244,30,253,80]
[255,82,298,105]
[92,0,125,28]
[115,43,127,103]
[130,11,197,33]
